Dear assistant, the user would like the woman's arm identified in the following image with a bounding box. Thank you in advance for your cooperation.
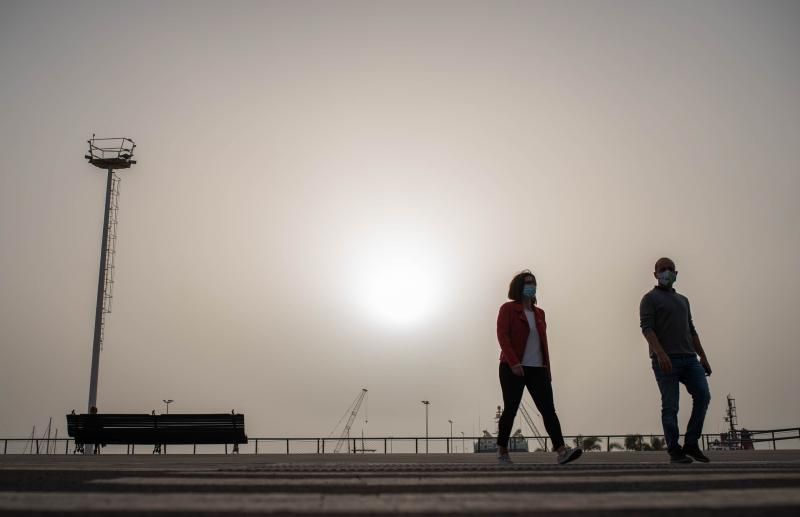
[496,304,521,367]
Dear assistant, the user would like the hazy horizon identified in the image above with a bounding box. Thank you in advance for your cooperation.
[1,0,799,442]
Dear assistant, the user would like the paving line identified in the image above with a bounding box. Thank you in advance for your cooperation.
[91,472,800,487]
[0,488,798,513]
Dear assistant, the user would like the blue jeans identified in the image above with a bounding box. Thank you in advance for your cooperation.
[652,355,711,451]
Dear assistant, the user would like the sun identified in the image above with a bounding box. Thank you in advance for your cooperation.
[350,236,444,329]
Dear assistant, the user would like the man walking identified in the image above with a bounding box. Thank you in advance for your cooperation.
[640,257,712,463]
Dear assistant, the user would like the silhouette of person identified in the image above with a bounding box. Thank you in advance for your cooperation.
[640,257,712,463]
[495,270,582,465]
[88,406,101,454]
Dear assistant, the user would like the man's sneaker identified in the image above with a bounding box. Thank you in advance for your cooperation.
[669,446,694,464]
[497,452,513,465]
[557,447,583,465]
[683,445,710,463]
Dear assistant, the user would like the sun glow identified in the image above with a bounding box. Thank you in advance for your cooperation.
[350,235,444,329]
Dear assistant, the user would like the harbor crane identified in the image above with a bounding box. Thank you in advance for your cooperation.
[331,389,368,453]
[519,402,548,451]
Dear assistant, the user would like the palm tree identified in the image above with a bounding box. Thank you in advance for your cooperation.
[649,436,666,451]
[625,434,644,451]
[580,436,603,451]
[573,435,602,451]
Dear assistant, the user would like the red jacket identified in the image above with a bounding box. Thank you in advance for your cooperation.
[496,301,551,379]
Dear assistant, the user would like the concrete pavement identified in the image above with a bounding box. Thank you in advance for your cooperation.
[1,450,798,515]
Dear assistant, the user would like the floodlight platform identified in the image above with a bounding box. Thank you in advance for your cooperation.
[85,136,136,170]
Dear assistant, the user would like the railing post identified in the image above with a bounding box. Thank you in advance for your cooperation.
[3,440,6,455]
[544,437,549,451]
[415,438,418,454]
[384,438,388,454]
[352,438,356,454]
[65,440,68,455]
[607,436,610,452]
[225,444,228,455]
[255,439,259,455]
[772,431,776,450]
[35,439,40,455]
[322,440,325,454]
[286,439,290,454]
[317,438,320,454]
[193,444,196,455]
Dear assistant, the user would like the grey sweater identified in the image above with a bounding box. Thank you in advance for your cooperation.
[639,286,698,357]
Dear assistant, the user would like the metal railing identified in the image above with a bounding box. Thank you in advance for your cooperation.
[3,428,798,455]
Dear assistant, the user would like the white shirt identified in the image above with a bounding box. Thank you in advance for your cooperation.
[521,309,544,367]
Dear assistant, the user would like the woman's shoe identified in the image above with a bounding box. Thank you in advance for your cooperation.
[497,452,513,465]
[557,447,583,465]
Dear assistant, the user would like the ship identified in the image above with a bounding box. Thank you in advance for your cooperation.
[473,405,530,453]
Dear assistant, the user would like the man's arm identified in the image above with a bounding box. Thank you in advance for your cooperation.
[687,299,711,375]
[644,329,672,374]
[640,294,672,373]
[692,334,712,375]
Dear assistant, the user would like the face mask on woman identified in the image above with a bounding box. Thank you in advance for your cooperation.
[522,285,537,299]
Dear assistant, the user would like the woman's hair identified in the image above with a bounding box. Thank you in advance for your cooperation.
[508,269,537,304]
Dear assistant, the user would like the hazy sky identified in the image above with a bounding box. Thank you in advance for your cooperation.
[1,0,799,444]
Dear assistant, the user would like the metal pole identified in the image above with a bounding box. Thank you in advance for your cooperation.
[88,169,114,412]
[421,401,430,453]
[448,420,453,454]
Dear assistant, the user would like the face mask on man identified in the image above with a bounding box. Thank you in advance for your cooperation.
[657,270,677,287]
[522,285,537,299]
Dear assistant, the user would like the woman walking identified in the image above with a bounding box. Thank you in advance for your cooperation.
[496,270,582,465]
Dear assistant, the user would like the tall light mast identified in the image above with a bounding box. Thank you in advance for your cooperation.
[84,136,136,412]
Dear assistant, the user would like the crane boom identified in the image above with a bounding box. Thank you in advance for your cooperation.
[519,402,548,451]
[334,389,368,453]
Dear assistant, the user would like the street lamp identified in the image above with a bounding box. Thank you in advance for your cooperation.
[448,419,453,454]
[421,401,430,453]
[163,399,174,414]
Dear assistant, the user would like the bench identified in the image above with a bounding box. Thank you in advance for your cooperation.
[66,413,247,454]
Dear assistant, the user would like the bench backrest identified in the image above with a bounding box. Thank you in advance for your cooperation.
[66,413,247,445]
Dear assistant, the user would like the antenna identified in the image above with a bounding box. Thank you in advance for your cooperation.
[84,136,136,412]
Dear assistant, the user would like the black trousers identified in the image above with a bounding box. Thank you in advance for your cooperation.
[497,362,566,451]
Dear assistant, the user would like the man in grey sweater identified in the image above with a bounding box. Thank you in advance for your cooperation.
[640,257,712,463]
